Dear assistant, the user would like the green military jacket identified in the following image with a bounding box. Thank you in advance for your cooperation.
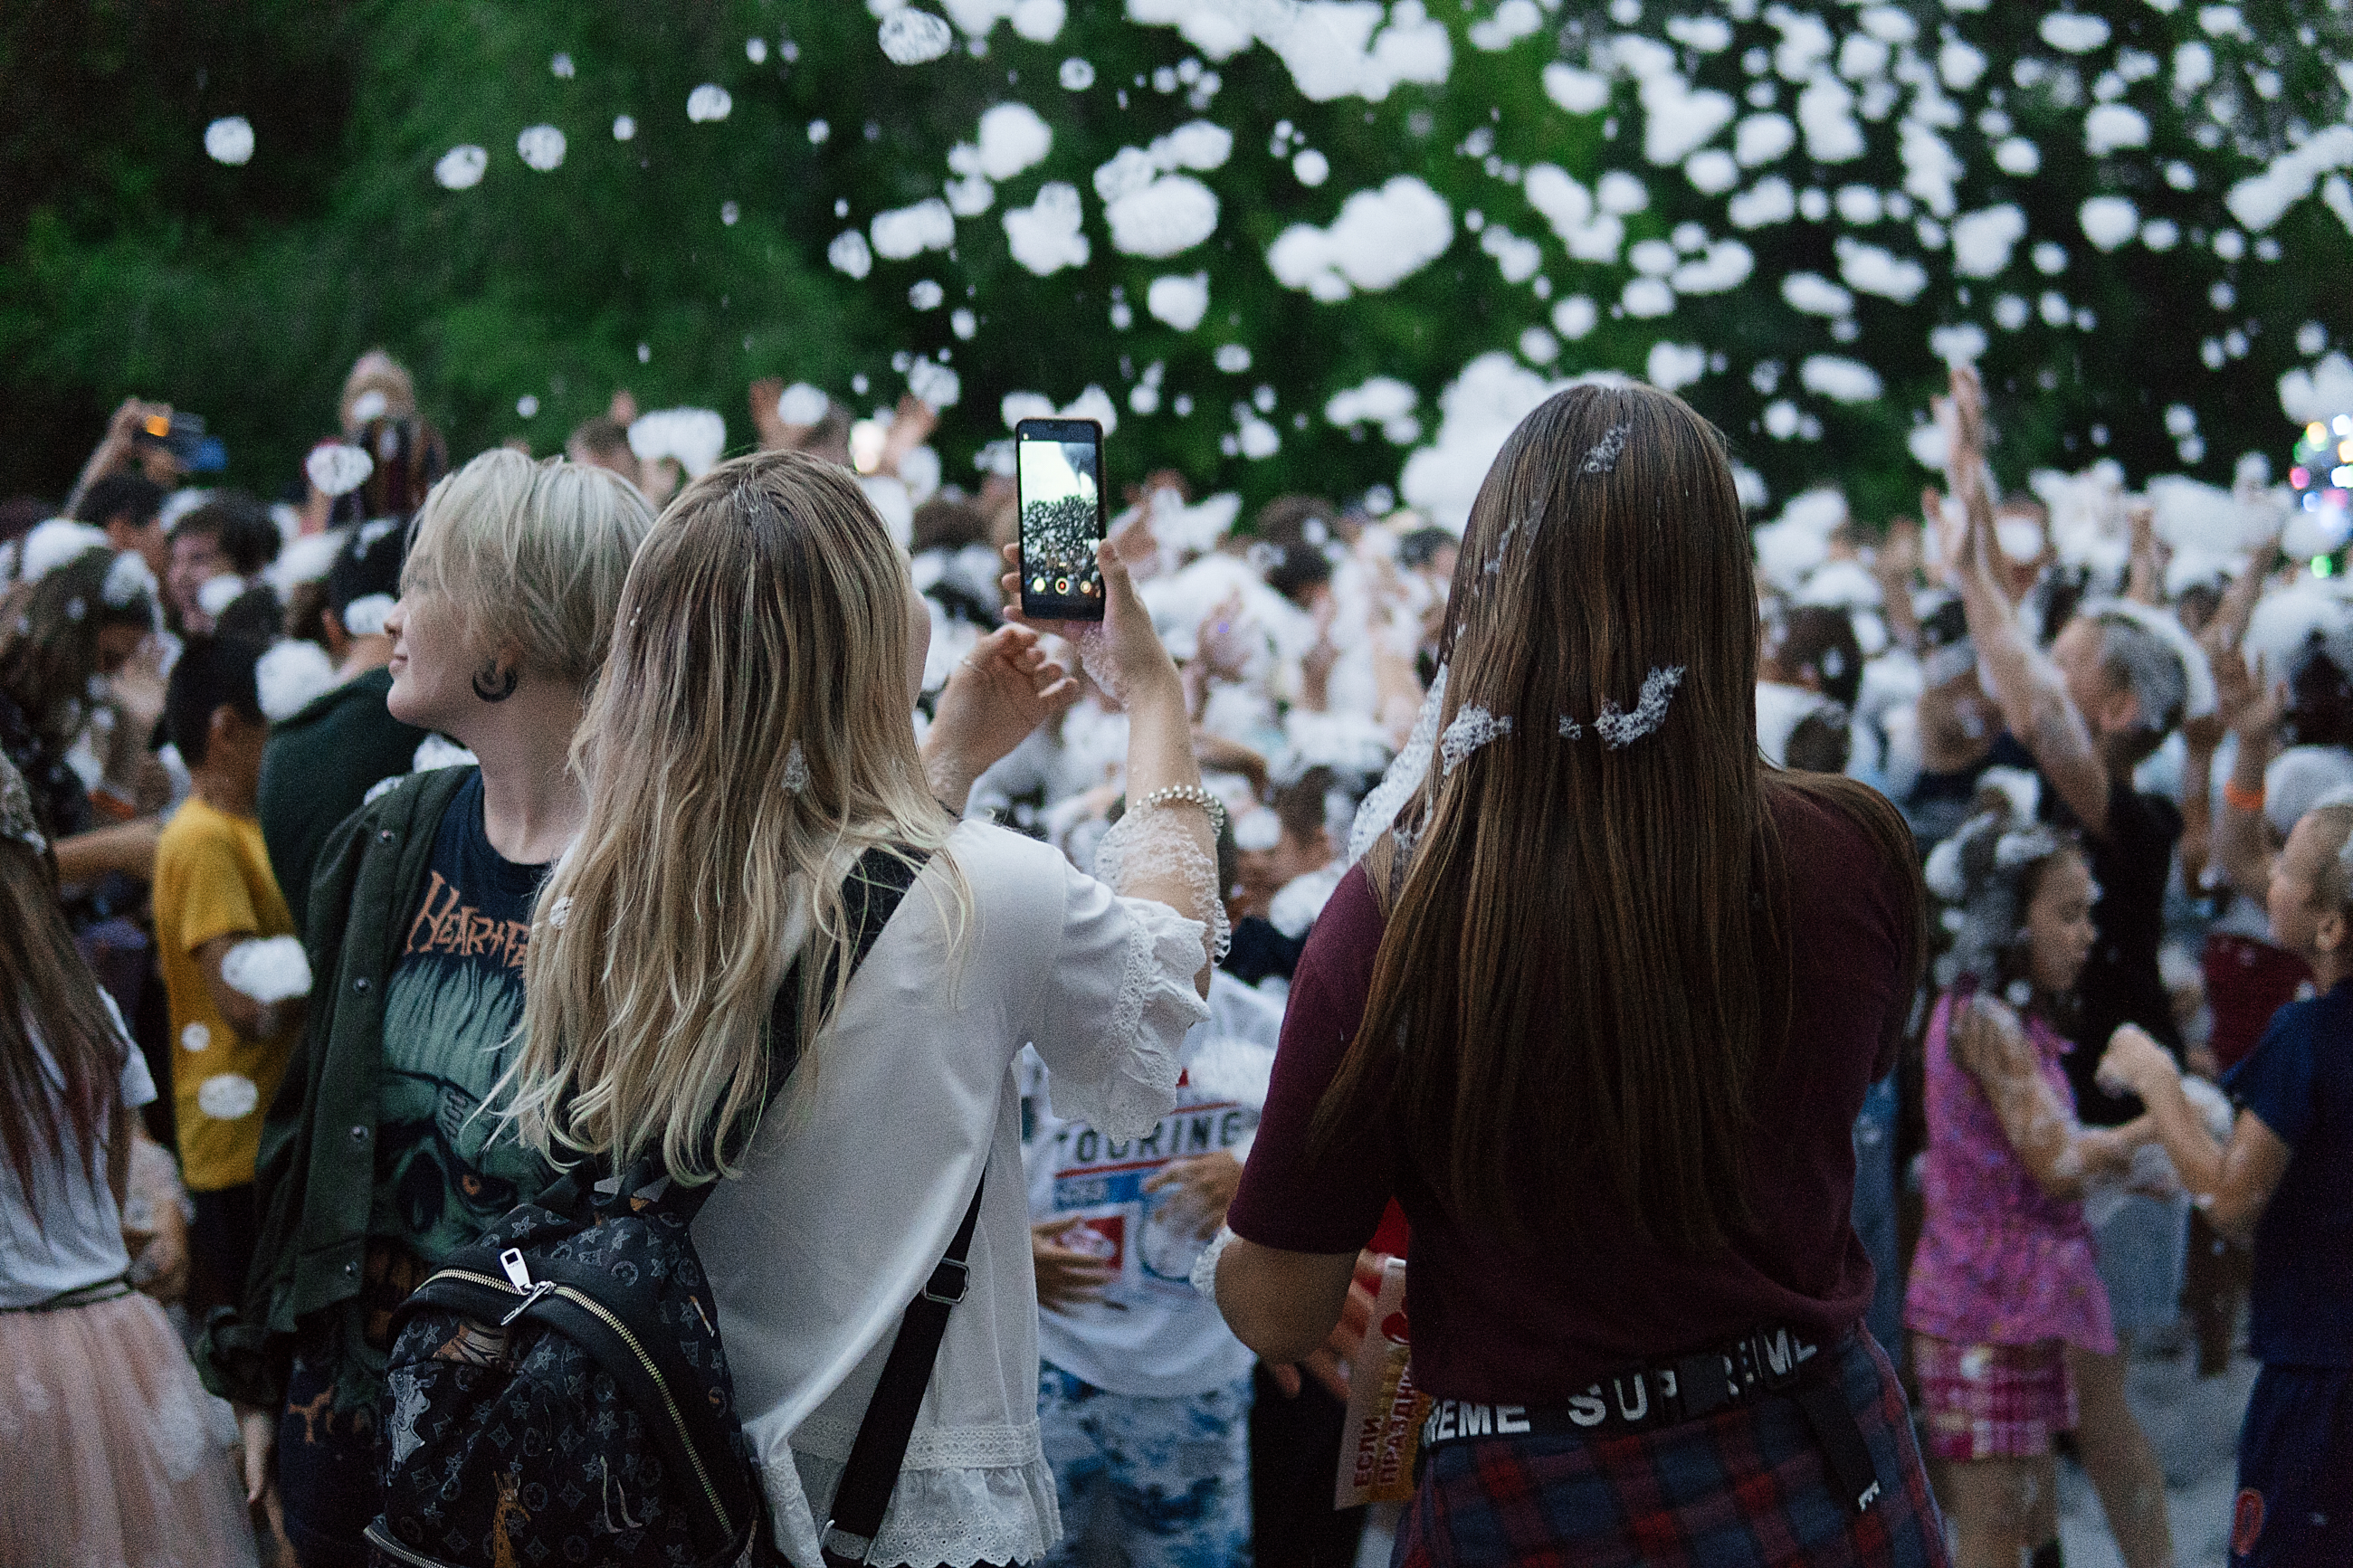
[195,765,470,1411]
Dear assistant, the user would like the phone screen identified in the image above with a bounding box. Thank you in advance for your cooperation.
[1016,418,1107,621]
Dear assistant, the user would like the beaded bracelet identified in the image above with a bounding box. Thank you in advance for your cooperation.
[1133,783,1228,839]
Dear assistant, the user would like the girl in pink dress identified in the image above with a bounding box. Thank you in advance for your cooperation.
[1908,795,2154,1568]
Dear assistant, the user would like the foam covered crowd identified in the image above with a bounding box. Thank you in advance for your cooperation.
[1,347,2347,1568]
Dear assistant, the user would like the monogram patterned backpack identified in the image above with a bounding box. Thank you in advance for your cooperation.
[366,848,972,1568]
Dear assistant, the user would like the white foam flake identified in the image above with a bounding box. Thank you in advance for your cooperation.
[1623,276,1676,317]
[687,83,734,122]
[2225,124,2353,233]
[433,146,488,190]
[1107,175,1219,257]
[1293,147,1330,185]
[1783,272,1853,317]
[219,936,313,1004]
[1524,165,1628,261]
[2079,195,2139,251]
[255,641,338,723]
[1148,271,1211,329]
[961,102,1054,182]
[1996,138,2043,176]
[1797,72,1865,163]
[1938,40,1988,90]
[196,1074,261,1122]
[306,443,373,499]
[1481,223,1543,282]
[1686,149,1739,194]
[1543,62,1613,114]
[1801,355,1882,403]
[1950,204,2027,276]
[1326,376,1418,429]
[1666,14,1734,52]
[879,8,957,63]
[828,228,874,279]
[1737,113,1796,166]
[1838,240,1927,301]
[2084,103,2150,156]
[205,117,254,166]
[1268,176,1453,300]
[1004,182,1091,273]
[1134,0,1449,102]
[1647,341,1707,390]
[628,408,728,478]
[1672,239,1753,293]
[516,124,567,172]
[1470,0,1544,51]
[1641,73,1737,166]
[872,196,956,259]
[2039,12,2112,52]
[1729,176,1797,228]
[2281,353,2353,423]
[1552,295,1598,338]
[1930,322,1989,366]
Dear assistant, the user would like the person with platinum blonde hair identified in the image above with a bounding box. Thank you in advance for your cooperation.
[195,448,657,1568]
[502,449,1220,1568]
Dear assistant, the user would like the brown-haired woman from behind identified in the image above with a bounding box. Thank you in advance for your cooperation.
[1201,382,1951,1566]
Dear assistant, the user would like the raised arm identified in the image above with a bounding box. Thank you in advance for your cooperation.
[1950,995,2138,1200]
[1943,366,2113,835]
[2100,1026,2291,1240]
[2210,643,2286,906]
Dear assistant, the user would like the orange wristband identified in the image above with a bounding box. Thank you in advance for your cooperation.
[2223,779,2265,814]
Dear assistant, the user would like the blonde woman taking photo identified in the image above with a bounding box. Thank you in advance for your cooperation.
[502,450,1220,1568]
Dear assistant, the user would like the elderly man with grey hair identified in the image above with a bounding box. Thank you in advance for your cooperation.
[1941,366,2199,1568]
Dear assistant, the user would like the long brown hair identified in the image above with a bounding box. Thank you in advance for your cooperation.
[0,545,158,746]
[0,832,128,1218]
[1315,384,1920,1253]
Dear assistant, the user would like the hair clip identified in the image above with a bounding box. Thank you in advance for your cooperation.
[1439,707,1512,775]
[1594,666,1684,749]
[1580,422,1630,477]
[782,740,811,794]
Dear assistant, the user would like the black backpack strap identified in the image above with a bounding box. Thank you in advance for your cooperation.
[820,1174,986,1568]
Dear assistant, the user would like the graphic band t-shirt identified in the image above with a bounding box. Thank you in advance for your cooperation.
[2225,979,2353,1368]
[277,770,559,1540]
[370,767,556,1318]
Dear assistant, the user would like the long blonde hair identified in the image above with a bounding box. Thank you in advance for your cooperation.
[505,451,961,1182]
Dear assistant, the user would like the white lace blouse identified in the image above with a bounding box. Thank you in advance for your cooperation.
[693,819,1208,1568]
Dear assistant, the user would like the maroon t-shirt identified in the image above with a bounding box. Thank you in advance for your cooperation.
[1225,785,1915,1403]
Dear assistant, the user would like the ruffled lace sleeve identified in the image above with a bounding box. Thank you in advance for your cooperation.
[1030,860,1207,1142]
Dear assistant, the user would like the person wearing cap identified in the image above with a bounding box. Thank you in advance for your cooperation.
[255,518,429,934]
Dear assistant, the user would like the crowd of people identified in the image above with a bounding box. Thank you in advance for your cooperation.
[0,346,2344,1568]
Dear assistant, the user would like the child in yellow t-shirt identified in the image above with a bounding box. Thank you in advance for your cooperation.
[155,635,300,1316]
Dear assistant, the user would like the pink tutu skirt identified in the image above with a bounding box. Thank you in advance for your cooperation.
[0,1286,257,1568]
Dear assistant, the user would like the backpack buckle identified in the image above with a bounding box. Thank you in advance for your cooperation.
[919,1258,969,1307]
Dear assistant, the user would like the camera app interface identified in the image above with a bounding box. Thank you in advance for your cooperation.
[1019,434,1103,611]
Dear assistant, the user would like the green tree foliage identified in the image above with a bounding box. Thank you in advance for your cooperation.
[3,0,2346,525]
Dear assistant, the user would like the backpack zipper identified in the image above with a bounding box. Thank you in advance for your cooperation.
[416,1267,733,1536]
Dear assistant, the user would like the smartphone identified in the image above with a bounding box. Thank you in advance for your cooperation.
[1015,417,1108,622]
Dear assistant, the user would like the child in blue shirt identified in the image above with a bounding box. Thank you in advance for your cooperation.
[2102,798,2353,1568]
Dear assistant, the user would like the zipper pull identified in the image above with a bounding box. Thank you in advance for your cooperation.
[500,1248,533,1290]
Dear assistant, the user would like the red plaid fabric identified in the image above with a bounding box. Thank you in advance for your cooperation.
[1394,1333,1948,1568]
[1911,1332,2076,1462]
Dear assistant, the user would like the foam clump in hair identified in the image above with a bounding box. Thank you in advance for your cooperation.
[781,740,811,794]
[219,936,312,1004]
[1439,706,1512,775]
[1347,661,1447,866]
[1579,421,1630,477]
[1594,666,1684,749]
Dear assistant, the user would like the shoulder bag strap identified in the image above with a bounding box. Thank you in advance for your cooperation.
[820,1174,986,1568]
